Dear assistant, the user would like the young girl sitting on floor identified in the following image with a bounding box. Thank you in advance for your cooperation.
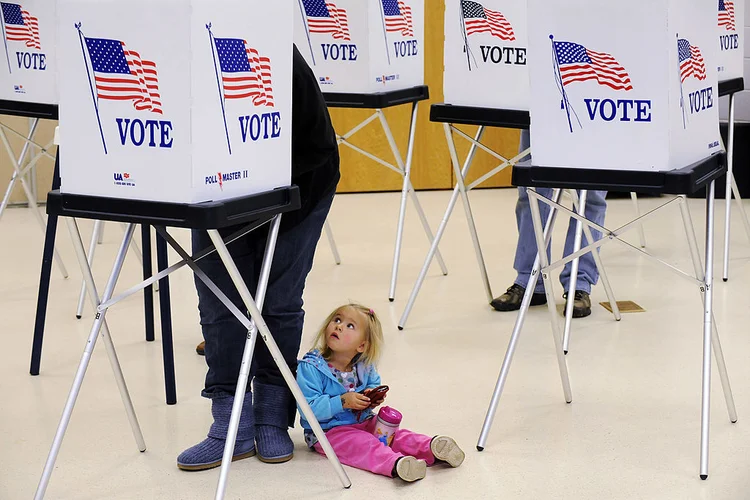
[296,303,465,482]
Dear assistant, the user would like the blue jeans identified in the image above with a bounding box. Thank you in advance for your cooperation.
[191,188,334,404]
[514,130,607,294]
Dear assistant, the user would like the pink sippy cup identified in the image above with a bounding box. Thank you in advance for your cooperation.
[373,406,402,446]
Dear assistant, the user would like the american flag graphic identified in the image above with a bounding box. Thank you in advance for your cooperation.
[461,0,515,41]
[1,2,39,49]
[301,0,350,41]
[85,37,162,114]
[718,0,736,31]
[553,41,633,91]
[678,39,706,83]
[382,0,413,37]
[214,38,274,107]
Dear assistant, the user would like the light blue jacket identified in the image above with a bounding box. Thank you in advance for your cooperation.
[296,350,382,431]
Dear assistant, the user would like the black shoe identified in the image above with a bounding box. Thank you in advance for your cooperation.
[491,284,547,312]
[563,290,592,318]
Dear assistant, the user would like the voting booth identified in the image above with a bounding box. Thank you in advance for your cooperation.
[0,1,67,283]
[37,2,355,498]
[294,0,434,301]
[0,0,55,105]
[57,0,293,204]
[527,0,720,172]
[475,0,736,482]
[715,0,749,282]
[294,0,424,93]
[400,0,618,329]
[443,0,528,110]
[717,0,744,81]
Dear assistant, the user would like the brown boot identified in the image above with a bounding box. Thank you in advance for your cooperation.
[563,291,592,318]
[196,341,205,356]
[491,283,547,312]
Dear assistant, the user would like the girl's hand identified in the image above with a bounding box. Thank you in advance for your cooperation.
[341,392,370,410]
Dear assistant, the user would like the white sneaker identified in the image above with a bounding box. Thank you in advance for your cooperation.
[430,436,465,468]
[395,456,427,482]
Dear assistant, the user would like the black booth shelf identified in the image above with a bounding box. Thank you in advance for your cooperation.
[46,187,301,229]
[323,85,429,109]
[0,100,57,120]
[688,123,750,199]
[513,154,726,195]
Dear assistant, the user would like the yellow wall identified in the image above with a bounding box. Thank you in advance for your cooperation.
[0,117,56,205]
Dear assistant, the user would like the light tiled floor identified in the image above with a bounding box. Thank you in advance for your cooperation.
[2,188,750,500]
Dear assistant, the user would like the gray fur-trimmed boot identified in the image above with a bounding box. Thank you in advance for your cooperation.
[177,393,256,471]
[254,381,294,464]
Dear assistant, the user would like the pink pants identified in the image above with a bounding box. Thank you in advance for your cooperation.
[313,417,435,477]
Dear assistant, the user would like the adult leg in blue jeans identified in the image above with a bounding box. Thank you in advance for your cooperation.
[491,130,607,317]
[179,44,341,471]
[177,189,335,471]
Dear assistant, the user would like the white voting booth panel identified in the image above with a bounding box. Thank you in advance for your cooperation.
[444,0,528,110]
[57,0,292,204]
[717,0,745,80]
[527,0,721,172]
[294,0,424,93]
[0,0,56,105]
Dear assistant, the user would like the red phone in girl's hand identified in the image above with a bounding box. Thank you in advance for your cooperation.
[353,385,389,420]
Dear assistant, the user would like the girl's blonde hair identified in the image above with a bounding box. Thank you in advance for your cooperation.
[311,303,384,366]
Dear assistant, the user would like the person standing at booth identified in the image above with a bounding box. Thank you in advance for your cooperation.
[491,130,608,318]
[177,45,341,471]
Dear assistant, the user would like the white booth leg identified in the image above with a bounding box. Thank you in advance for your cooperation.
[698,181,717,480]
[76,220,103,319]
[0,118,38,219]
[528,189,573,404]
[443,123,493,303]
[324,219,341,265]
[380,104,448,301]
[679,198,738,425]
[398,126,485,329]
[722,94,735,282]
[35,220,145,500]
[630,193,647,248]
[562,190,587,354]
[0,127,68,279]
[477,189,565,451]
[206,228,352,496]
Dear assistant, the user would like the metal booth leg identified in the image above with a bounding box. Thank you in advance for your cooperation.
[0,125,68,278]
[398,125,485,329]
[443,123,493,304]
[379,103,448,301]
[679,197,738,434]
[527,189,573,403]
[722,93,735,282]
[477,189,570,450]
[35,221,145,500]
[698,181,717,479]
[75,220,103,319]
[630,192,647,248]
[563,191,621,354]
[324,219,341,265]
[206,222,352,498]
[156,231,177,405]
[142,224,156,342]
